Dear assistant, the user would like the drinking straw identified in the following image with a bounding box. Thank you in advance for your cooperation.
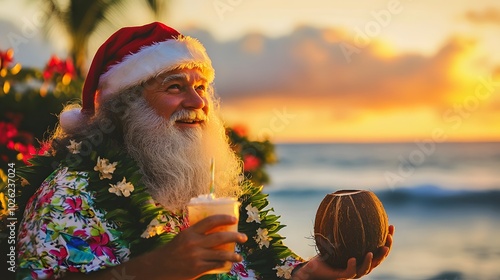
[209,158,215,195]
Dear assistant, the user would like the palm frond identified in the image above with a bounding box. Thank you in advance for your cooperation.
[27,0,172,75]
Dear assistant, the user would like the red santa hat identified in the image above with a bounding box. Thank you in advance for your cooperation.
[60,22,214,132]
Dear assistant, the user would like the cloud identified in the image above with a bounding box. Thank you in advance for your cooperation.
[464,7,500,25]
[0,19,64,68]
[185,26,480,117]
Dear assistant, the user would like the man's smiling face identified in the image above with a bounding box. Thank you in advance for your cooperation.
[142,67,210,129]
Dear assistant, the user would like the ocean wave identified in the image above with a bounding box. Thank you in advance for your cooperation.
[376,185,500,208]
[265,185,500,209]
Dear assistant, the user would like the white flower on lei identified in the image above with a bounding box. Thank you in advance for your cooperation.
[254,228,272,249]
[274,263,294,279]
[108,184,121,196]
[245,204,261,223]
[108,177,134,197]
[20,178,30,187]
[66,140,82,154]
[274,257,300,279]
[141,215,168,238]
[94,156,117,180]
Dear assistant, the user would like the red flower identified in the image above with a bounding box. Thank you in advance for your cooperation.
[1,118,50,164]
[64,197,83,214]
[37,141,51,156]
[49,246,69,265]
[37,189,55,207]
[0,49,14,69]
[73,230,88,239]
[19,144,37,164]
[0,121,17,144]
[6,139,37,164]
[232,263,249,277]
[231,124,248,137]
[31,268,54,280]
[243,154,261,172]
[43,55,75,80]
[6,140,15,150]
[88,232,116,260]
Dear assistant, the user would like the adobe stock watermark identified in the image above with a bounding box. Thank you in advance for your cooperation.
[339,0,411,63]
[110,267,135,280]
[55,85,147,169]
[239,107,296,172]
[4,9,49,53]
[213,0,246,21]
[5,163,17,273]
[257,107,297,140]
[384,75,499,188]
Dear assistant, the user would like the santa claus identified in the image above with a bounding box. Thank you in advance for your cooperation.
[16,22,393,280]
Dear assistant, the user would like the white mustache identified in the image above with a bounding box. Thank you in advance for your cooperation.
[170,110,208,123]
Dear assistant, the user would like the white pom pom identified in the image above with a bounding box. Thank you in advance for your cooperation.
[59,108,86,133]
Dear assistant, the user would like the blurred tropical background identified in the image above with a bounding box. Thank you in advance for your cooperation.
[1,0,500,279]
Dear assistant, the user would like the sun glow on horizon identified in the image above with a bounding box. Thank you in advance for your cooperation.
[1,0,499,143]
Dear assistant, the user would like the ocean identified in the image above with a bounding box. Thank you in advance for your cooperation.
[262,142,500,280]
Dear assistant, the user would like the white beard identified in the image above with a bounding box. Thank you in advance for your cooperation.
[122,96,242,212]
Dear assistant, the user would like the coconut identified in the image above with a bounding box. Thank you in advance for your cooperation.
[314,190,389,268]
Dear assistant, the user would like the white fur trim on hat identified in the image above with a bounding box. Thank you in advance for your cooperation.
[98,36,214,99]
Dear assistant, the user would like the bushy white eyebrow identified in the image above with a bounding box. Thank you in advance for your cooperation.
[161,73,188,85]
[161,73,208,86]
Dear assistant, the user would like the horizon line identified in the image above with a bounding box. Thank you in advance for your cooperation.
[271,139,500,145]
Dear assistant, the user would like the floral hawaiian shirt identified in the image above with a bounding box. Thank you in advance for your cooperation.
[17,166,302,279]
[17,167,132,279]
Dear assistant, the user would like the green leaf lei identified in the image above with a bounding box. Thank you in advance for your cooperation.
[17,136,302,279]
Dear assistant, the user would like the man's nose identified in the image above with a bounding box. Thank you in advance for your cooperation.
[182,88,206,109]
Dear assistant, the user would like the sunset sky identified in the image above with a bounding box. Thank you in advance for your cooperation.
[1,0,500,142]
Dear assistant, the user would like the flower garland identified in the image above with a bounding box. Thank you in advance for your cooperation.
[17,135,302,279]
[236,183,304,279]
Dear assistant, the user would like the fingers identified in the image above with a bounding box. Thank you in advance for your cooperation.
[199,247,243,263]
[376,224,394,262]
[192,242,244,277]
[196,252,244,277]
[386,225,395,248]
[342,257,359,279]
[158,217,247,279]
[373,224,394,264]
[202,231,248,248]
[385,231,393,250]
[353,253,372,279]
[189,214,247,248]
[295,226,396,280]
[388,224,395,236]
[370,246,389,272]
[370,234,392,269]
[185,214,248,250]
[294,256,358,280]
[368,225,395,272]
[191,214,238,234]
